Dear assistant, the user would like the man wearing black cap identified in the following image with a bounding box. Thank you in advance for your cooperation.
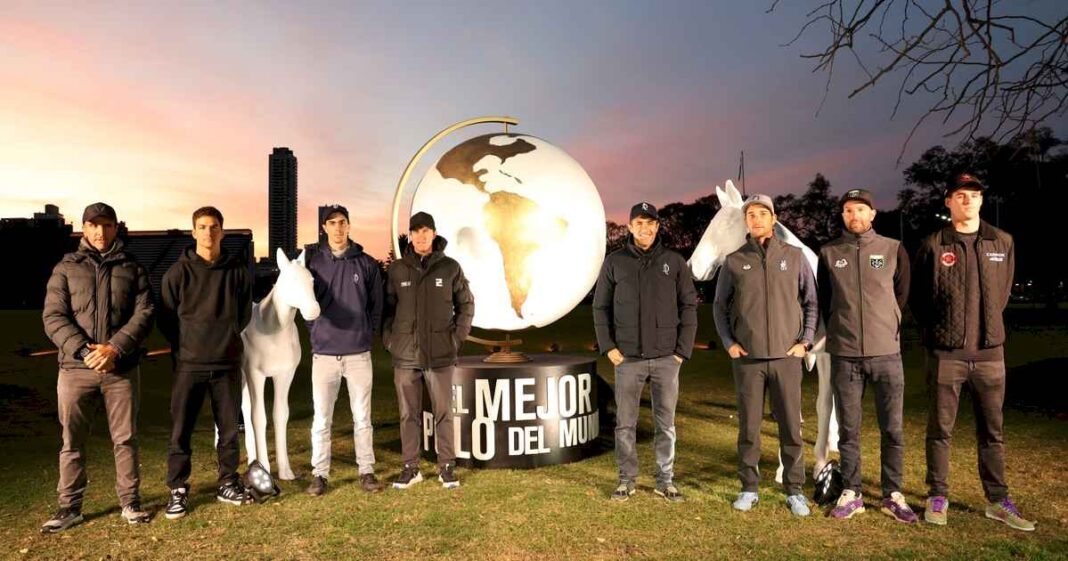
[593,201,697,502]
[302,205,385,496]
[817,189,917,523]
[41,202,154,532]
[384,211,474,489]
[911,173,1033,531]
[713,194,818,517]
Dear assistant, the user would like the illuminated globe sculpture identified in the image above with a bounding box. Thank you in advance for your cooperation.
[393,118,606,333]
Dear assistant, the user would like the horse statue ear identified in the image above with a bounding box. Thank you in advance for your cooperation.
[294,249,306,268]
[275,247,289,271]
[724,180,744,208]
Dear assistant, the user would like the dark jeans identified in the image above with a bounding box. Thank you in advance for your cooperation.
[831,354,905,497]
[613,355,681,485]
[56,367,141,509]
[394,366,455,467]
[732,357,804,495]
[925,356,1008,502]
[166,368,242,489]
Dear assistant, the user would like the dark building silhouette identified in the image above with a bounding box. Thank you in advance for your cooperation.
[269,147,298,258]
[117,229,255,303]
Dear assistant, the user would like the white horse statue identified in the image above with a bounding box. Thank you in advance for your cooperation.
[688,180,839,481]
[240,248,321,480]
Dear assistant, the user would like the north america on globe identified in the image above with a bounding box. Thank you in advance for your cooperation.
[436,135,568,319]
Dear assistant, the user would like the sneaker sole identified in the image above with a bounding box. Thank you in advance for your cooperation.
[880,507,917,523]
[611,489,636,502]
[438,476,461,490]
[832,505,866,519]
[164,511,186,520]
[924,513,947,526]
[985,511,1035,531]
[392,473,424,489]
[40,515,84,534]
[217,496,246,506]
[654,489,683,502]
[124,515,151,525]
[732,499,758,511]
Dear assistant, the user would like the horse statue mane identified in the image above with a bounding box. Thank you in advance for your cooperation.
[687,180,838,478]
[239,248,321,480]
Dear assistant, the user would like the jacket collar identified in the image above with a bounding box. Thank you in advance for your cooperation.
[939,220,997,245]
[845,227,877,245]
[625,234,663,258]
[318,239,364,260]
[402,235,448,270]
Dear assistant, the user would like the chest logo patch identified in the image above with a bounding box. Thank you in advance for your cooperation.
[663,263,670,275]
[779,259,788,271]
[985,252,1006,263]
[742,264,752,271]
[352,273,360,283]
[401,281,412,287]
[869,255,885,269]
[834,258,848,269]
[435,278,444,287]
[940,252,957,267]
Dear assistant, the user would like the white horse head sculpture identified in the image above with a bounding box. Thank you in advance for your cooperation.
[687,179,837,478]
[238,248,320,480]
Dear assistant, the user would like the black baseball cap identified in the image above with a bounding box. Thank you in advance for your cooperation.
[82,202,117,223]
[409,211,436,231]
[840,189,875,210]
[322,204,349,223]
[630,201,659,221]
[945,173,985,197]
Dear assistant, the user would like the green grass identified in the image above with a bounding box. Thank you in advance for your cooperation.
[0,307,1066,560]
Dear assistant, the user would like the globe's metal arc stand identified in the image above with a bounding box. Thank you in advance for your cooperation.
[390,115,521,356]
[466,334,531,363]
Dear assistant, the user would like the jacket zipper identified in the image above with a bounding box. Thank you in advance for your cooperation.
[856,243,864,356]
[762,247,770,358]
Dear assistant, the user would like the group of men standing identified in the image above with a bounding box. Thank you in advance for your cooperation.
[594,173,1032,531]
[38,170,1033,533]
[40,203,472,533]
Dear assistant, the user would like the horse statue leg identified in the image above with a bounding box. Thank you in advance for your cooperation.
[246,369,272,474]
[812,351,838,477]
[272,371,296,480]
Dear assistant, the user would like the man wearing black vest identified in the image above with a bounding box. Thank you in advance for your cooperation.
[912,173,1033,531]
[593,202,698,502]
[817,189,917,523]
[713,194,818,517]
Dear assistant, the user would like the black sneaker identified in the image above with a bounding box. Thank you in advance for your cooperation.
[121,501,151,524]
[216,481,249,505]
[306,475,328,496]
[360,473,383,493]
[438,463,461,489]
[610,481,636,502]
[165,487,188,520]
[40,506,83,533]
[392,464,423,489]
[654,482,684,502]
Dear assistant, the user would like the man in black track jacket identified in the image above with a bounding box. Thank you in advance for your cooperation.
[384,212,474,490]
[593,201,697,503]
[159,206,252,519]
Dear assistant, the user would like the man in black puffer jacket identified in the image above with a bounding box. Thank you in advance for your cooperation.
[40,202,154,533]
[593,202,698,503]
[384,212,474,490]
[159,206,252,519]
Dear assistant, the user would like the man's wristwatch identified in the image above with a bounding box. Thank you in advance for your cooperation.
[75,345,92,360]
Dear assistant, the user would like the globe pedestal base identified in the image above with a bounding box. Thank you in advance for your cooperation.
[467,335,531,363]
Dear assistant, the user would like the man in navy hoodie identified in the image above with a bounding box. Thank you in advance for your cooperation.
[303,205,385,495]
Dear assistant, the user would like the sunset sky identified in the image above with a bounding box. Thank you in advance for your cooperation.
[3,1,1065,259]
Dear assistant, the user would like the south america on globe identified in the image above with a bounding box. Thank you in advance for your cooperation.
[411,133,605,331]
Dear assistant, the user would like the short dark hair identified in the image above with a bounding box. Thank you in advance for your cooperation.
[192,206,224,227]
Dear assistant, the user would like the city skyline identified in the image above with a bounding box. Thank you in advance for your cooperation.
[2,2,1065,260]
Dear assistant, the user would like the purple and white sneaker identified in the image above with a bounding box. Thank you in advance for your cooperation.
[880,492,919,523]
[829,490,865,519]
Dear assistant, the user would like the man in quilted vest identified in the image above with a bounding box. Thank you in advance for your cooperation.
[40,202,154,532]
[911,173,1033,531]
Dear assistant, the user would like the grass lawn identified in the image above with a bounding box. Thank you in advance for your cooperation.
[0,306,1065,560]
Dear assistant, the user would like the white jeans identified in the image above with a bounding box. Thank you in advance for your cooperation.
[310,352,375,477]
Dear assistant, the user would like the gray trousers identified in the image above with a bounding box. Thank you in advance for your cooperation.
[56,367,141,509]
[311,352,376,477]
[394,366,455,467]
[614,355,680,484]
[925,356,1008,502]
[732,357,804,495]
[831,353,905,497]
